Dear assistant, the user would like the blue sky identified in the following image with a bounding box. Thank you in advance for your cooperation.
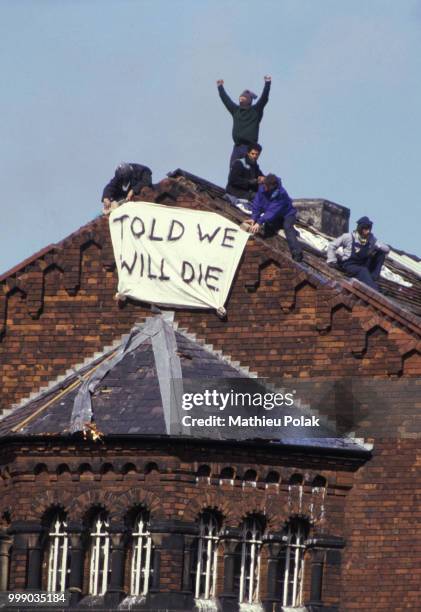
[1,0,421,273]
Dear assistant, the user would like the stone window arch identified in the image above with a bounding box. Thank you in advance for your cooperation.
[45,510,70,592]
[279,517,310,608]
[129,508,153,596]
[192,510,222,600]
[219,466,235,483]
[88,510,110,596]
[234,514,265,604]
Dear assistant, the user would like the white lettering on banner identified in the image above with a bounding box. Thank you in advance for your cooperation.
[109,202,249,310]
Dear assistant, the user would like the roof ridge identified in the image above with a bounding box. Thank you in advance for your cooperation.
[185,177,421,334]
[0,173,419,349]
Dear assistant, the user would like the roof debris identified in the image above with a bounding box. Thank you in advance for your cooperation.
[168,169,420,315]
[82,421,104,442]
[0,315,371,454]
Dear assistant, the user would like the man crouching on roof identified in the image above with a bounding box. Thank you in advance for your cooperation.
[327,216,390,291]
[242,174,303,262]
[226,143,265,202]
[102,162,152,214]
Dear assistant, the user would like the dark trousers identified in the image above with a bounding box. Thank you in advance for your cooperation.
[264,214,302,257]
[230,144,249,168]
[341,251,386,290]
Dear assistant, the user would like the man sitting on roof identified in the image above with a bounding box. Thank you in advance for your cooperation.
[242,174,303,262]
[217,76,271,167]
[327,216,390,290]
[102,163,152,214]
[226,143,265,202]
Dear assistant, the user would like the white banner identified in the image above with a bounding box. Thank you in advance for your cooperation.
[109,201,249,310]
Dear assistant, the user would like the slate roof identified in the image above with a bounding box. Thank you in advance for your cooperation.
[0,326,239,436]
[0,318,368,455]
[0,167,418,460]
[168,169,421,320]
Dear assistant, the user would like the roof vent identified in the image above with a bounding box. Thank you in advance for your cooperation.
[293,198,350,237]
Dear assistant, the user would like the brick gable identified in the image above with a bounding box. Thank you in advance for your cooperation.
[0,175,420,610]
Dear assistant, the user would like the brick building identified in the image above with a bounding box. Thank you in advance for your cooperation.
[0,171,420,611]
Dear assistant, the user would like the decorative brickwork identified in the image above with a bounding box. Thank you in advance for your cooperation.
[0,177,420,610]
[0,440,354,608]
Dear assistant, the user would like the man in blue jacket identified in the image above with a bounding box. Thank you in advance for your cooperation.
[243,174,303,261]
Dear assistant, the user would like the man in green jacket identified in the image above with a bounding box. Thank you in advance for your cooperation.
[217,76,271,167]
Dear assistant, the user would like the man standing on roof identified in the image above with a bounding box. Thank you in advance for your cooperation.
[226,143,265,201]
[217,76,271,167]
[327,216,390,290]
[102,163,152,214]
[242,174,303,262]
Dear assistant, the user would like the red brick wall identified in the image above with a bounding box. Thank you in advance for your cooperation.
[1,442,351,604]
[1,183,420,609]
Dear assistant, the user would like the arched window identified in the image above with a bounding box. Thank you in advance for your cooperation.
[236,516,264,604]
[89,512,110,596]
[196,465,211,482]
[193,511,220,600]
[219,466,235,484]
[47,514,70,592]
[130,510,153,596]
[279,519,309,608]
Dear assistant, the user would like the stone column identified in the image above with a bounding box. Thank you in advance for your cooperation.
[0,530,13,591]
[309,549,325,606]
[181,535,195,593]
[26,528,43,590]
[149,532,162,592]
[262,539,283,612]
[218,529,240,612]
[67,523,84,607]
[105,526,126,608]
[8,522,32,591]
[146,520,195,610]
[305,535,344,611]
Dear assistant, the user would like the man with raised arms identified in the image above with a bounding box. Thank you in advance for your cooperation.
[217,76,271,167]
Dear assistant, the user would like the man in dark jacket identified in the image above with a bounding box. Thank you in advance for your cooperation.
[217,76,271,167]
[102,163,152,213]
[243,174,303,261]
[226,143,265,201]
[327,216,390,290]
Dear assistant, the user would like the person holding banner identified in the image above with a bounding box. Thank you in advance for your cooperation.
[102,162,152,214]
[217,76,271,167]
[242,174,303,262]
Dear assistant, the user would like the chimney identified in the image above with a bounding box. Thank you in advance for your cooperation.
[293,199,350,237]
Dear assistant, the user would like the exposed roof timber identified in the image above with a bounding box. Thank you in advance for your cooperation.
[0,316,371,455]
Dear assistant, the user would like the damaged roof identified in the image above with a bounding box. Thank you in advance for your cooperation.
[1,168,419,335]
[168,169,421,319]
[0,167,419,454]
[0,315,368,454]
